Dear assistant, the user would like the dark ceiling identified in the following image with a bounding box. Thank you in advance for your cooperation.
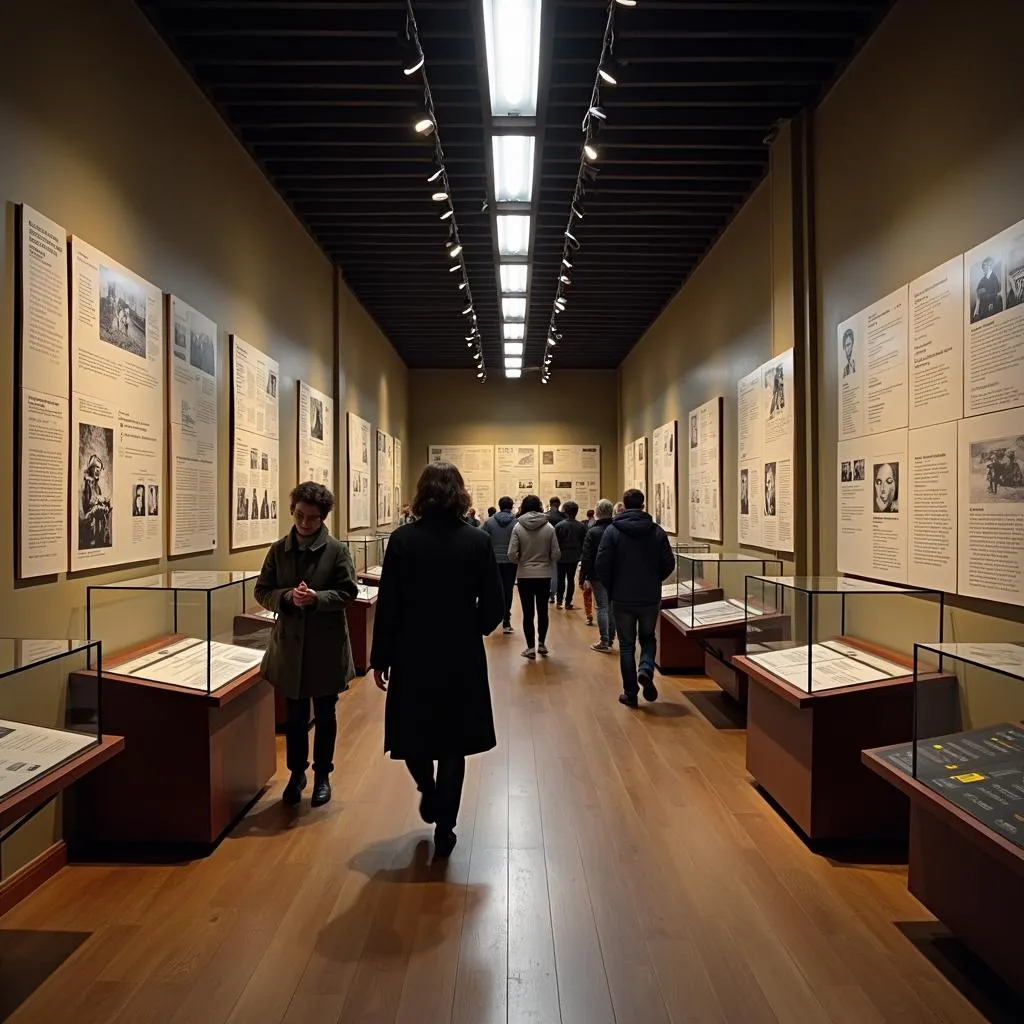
[137,0,893,373]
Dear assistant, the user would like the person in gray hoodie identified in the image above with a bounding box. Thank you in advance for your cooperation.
[508,494,560,659]
[481,496,518,634]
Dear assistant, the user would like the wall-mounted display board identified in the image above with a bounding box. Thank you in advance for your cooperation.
[539,445,601,511]
[70,237,165,572]
[168,296,218,556]
[17,205,70,578]
[377,429,394,526]
[835,217,1024,606]
[496,445,539,511]
[298,380,334,519]
[429,443,496,514]
[625,436,648,496]
[652,421,678,535]
[687,398,723,543]
[737,349,795,552]
[347,412,372,530]
[394,438,403,518]
[230,335,279,550]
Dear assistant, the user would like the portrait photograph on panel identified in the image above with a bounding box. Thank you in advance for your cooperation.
[872,461,900,513]
[841,327,856,377]
[969,249,1005,323]
[78,423,113,550]
[739,468,749,514]
[764,461,777,516]
[310,396,324,441]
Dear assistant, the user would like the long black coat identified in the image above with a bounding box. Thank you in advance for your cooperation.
[370,510,504,759]
[254,526,359,699]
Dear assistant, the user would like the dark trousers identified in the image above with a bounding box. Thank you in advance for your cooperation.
[612,604,659,697]
[405,756,466,832]
[556,561,579,606]
[498,562,518,625]
[517,577,550,649]
[285,695,338,775]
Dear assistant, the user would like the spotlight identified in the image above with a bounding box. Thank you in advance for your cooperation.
[571,203,585,220]
[449,264,462,273]
[462,304,473,315]
[432,191,449,202]
[542,376,549,384]
[565,230,580,249]
[449,244,463,259]
[587,105,607,121]
[583,143,598,161]
[615,0,637,6]
[477,371,485,379]
[415,117,435,135]
[427,167,444,183]
[547,336,557,346]
[459,281,467,290]
[403,52,424,76]
[561,257,573,269]
[559,275,571,285]
[467,339,475,347]
[441,208,453,221]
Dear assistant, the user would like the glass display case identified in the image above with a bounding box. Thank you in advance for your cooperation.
[343,534,389,580]
[742,576,944,694]
[664,552,783,626]
[86,571,265,695]
[0,638,101,804]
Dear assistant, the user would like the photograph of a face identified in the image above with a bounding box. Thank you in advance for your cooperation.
[872,461,900,514]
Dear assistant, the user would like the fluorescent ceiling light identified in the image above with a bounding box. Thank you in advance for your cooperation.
[504,342,524,356]
[504,357,523,369]
[482,0,542,117]
[502,297,526,320]
[505,368,522,379]
[497,215,530,255]
[492,135,535,203]
[499,264,528,293]
[503,323,525,340]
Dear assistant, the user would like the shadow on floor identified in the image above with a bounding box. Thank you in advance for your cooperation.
[680,689,746,729]
[896,921,1024,1023]
[0,929,90,1022]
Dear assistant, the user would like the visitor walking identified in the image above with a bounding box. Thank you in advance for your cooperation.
[255,482,359,808]
[481,496,518,634]
[509,495,560,660]
[554,501,587,609]
[546,496,565,603]
[596,489,675,708]
[580,499,617,652]
[371,462,504,858]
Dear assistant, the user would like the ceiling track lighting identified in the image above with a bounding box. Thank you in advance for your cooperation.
[431,191,449,202]
[583,143,598,161]
[427,167,444,183]
[449,244,463,259]
[415,117,435,135]
[441,208,453,221]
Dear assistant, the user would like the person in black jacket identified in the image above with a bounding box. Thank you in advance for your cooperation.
[481,496,518,633]
[546,496,565,603]
[579,499,616,651]
[553,501,587,609]
[371,461,504,857]
[595,489,675,708]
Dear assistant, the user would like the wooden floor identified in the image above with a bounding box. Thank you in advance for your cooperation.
[1,605,1019,1023]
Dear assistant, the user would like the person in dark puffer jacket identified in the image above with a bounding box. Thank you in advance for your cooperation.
[481,496,518,633]
[553,501,587,610]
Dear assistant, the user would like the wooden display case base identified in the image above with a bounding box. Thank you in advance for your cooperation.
[734,639,957,842]
[863,749,1024,996]
[67,637,275,847]
[346,596,376,677]
[654,588,724,674]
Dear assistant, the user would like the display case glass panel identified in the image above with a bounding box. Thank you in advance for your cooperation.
[0,638,101,802]
[343,534,389,578]
[661,542,710,601]
[87,571,264,695]
[743,576,944,694]
[666,553,783,628]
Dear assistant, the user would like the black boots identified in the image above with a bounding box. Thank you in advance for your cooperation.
[311,774,332,807]
[282,771,307,805]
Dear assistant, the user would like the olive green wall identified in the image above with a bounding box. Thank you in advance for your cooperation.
[0,0,407,877]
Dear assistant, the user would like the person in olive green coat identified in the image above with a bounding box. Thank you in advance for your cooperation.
[254,482,359,808]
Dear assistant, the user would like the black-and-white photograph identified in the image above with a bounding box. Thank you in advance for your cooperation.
[517,479,535,491]
[689,414,699,449]
[251,488,260,519]
[1006,236,1024,309]
[189,329,216,377]
[250,448,259,470]
[872,461,900,514]
[173,321,187,361]
[766,365,786,419]
[739,469,749,515]
[654,482,665,525]
[266,370,278,399]
[841,461,852,482]
[360,426,369,464]
[78,423,113,551]
[260,491,270,520]
[853,459,865,481]
[636,442,644,463]
[517,449,533,466]
[261,452,269,472]
[270,500,278,519]
[970,436,1024,503]
[542,450,554,466]
[180,399,195,431]
[98,265,147,358]
[556,479,571,490]
[310,396,324,441]
[764,462,777,517]
[969,252,1005,324]
[132,484,146,517]
[841,327,856,377]
[236,487,249,521]
[148,484,159,516]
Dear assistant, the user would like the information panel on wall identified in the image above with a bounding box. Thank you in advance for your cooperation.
[377,429,394,527]
[17,205,69,578]
[737,349,795,552]
[70,237,165,572]
[687,398,723,543]
[394,438,403,518]
[230,335,279,550]
[168,296,218,556]
[626,436,647,496]
[539,445,600,512]
[495,445,538,511]
[429,444,496,514]
[347,412,372,530]
[298,380,333,529]
[835,216,1024,605]
[652,421,678,535]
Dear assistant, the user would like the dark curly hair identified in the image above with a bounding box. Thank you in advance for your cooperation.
[290,481,335,518]
[411,461,470,519]
[519,494,543,514]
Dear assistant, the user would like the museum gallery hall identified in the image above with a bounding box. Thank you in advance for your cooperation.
[1,1,1023,1022]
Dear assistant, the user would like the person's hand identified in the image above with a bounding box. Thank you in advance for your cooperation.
[373,669,388,691]
[292,580,317,607]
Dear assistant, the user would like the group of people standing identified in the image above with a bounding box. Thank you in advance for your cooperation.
[253,462,675,860]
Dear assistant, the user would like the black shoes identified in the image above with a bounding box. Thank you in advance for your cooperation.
[619,693,639,709]
[282,771,307,805]
[311,774,332,807]
[434,829,457,858]
[639,671,659,703]
[419,788,437,824]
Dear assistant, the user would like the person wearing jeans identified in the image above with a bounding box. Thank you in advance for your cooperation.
[595,488,675,707]
[509,495,560,659]
[481,496,518,633]
[579,499,616,651]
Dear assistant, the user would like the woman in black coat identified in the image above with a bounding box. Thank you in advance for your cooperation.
[371,461,504,857]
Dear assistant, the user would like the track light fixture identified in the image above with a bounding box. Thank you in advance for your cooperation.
[462,304,473,316]
[431,191,448,202]
[459,281,467,290]
[583,143,598,161]
[615,0,637,6]
[559,275,571,285]
[427,167,444,183]
[587,105,607,121]
[404,53,425,76]
[441,208,453,220]
[449,244,463,259]
[571,203,584,220]
[415,117,435,135]
[562,258,573,270]
[565,230,580,248]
